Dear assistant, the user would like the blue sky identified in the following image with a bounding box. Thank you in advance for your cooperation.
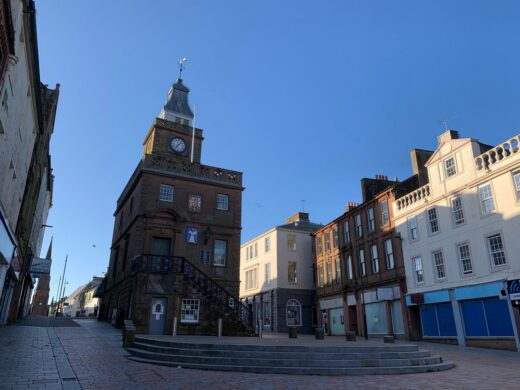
[36,0,520,299]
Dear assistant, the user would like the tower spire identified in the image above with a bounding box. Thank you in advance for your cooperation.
[159,59,194,125]
[45,237,53,260]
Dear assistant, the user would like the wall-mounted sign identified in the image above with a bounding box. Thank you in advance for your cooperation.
[30,258,51,274]
[410,293,424,305]
[186,227,198,244]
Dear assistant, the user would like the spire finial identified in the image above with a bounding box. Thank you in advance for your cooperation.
[179,57,187,79]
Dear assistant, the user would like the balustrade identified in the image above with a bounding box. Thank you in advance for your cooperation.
[475,134,520,171]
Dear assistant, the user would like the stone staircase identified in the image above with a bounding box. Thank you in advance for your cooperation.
[125,337,454,375]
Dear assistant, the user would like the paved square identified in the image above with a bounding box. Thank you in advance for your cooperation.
[0,318,519,389]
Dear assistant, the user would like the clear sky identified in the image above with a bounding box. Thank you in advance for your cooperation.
[36,0,520,300]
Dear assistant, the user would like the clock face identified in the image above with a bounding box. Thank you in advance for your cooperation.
[170,137,186,153]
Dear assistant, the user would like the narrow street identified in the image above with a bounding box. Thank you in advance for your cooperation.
[1,317,519,390]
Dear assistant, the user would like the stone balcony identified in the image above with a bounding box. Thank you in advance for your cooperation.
[475,134,520,172]
[395,184,431,211]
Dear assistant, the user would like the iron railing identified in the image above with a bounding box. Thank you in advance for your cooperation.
[131,254,253,330]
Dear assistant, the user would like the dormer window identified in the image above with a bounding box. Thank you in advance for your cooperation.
[444,157,457,178]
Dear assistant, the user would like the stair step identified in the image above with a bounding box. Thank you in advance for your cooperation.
[131,342,432,360]
[126,356,455,375]
[126,348,442,368]
[133,338,419,353]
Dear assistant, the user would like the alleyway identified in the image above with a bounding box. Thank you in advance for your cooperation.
[0,317,519,389]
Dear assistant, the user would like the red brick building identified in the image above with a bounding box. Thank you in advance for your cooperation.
[314,176,416,339]
[100,77,249,335]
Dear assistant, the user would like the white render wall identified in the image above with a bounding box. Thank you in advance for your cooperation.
[239,227,315,298]
[394,132,520,294]
[0,0,39,233]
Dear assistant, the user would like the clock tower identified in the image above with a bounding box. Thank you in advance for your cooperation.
[143,78,203,164]
[101,73,247,336]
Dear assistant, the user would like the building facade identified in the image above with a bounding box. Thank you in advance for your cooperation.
[100,77,248,335]
[394,130,520,350]
[314,177,414,339]
[240,212,321,334]
[0,0,58,325]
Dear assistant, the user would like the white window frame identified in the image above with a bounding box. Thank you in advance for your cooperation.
[487,233,507,267]
[324,232,331,251]
[432,250,446,280]
[479,183,495,215]
[359,248,366,276]
[265,236,271,253]
[380,200,389,226]
[412,256,424,284]
[444,156,457,178]
[216,193,229,211]
[245,268,258,290]
[451,195,465,226]
[513,171,520,201]
[332,226,339,248]
[335,257,341,282]
[355,214,363,239]
[370,244,379,273]
[181,299,200,324]
[384,239,394,270]
[159,184,174,202]
[367,207,375,233]
[326,261,332,285]
[288,261,298,284]
[408,216,419,241]
[264,263,271,285]
[427,207,439,234]
[457,242,473,275]
[213,239,227,267]
[343,221,350,244]
[287,234,296,251]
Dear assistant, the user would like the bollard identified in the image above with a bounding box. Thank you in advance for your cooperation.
[315,327,325,340]
[217,318,222,337]
[122,320,136,348]
[289,327,298,339]
[384,335,395,343]
[172,316,177,336]
[345,331,356,341]
[258,320,263,339]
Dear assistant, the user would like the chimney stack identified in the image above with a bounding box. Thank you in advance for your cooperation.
[345,201,359,212]
[285,212,309,224]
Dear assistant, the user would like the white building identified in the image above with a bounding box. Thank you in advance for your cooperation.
[0,0,46,324]
[240,212,321,334]
[394,130,520,350]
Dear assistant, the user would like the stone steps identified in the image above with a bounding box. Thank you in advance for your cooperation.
[131,341,433,360]
[127,355,455,376]
[126,347,444,368]
[126,337,455,375]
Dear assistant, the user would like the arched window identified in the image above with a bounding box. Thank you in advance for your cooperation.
[286,299,302,327]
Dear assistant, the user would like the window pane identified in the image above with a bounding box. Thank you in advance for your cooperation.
[420,305,439,337]
[332,226,339,248]
[451,196,465,225]
[380,201,389,226]
[437,303,457,336]
[216,194,229,210]
[288,261,297,284]
[487,234,506,266]
[479,184,495,214]
[433,250,446,279]
[427,208,439,233]
[413,256,423,282]
[445,157,457,177]
[343,222,350,243]
[371,244,379,273]
[409,217,418,240]
[287,234,296,250]
[214,240,227,266]
[457,244,472,274]
[159,184,174,202]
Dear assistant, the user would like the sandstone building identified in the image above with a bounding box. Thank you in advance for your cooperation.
[101,77,248,335]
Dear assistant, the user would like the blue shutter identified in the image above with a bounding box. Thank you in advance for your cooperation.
[436,303,457,336]
[484,298,514,336]
[461,300,487,336]
[420,305,439,336]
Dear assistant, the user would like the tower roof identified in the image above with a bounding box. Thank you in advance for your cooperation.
[161,78,194,120]
[45,237,53,261]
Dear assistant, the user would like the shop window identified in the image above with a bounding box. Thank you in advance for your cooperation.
[286,299,301,327]
[461,298,514,337]
[420,303,456,337]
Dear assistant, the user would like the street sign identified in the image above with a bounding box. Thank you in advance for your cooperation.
[507,279,520,304]
[30,257,51,274]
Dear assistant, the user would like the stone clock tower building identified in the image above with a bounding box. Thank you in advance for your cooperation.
[101,78,249,335]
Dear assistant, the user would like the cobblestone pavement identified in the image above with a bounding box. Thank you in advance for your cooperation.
[1,318,520,389]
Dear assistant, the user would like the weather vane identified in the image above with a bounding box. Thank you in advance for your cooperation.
[439,119,449,131]
[179,58,187,79]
